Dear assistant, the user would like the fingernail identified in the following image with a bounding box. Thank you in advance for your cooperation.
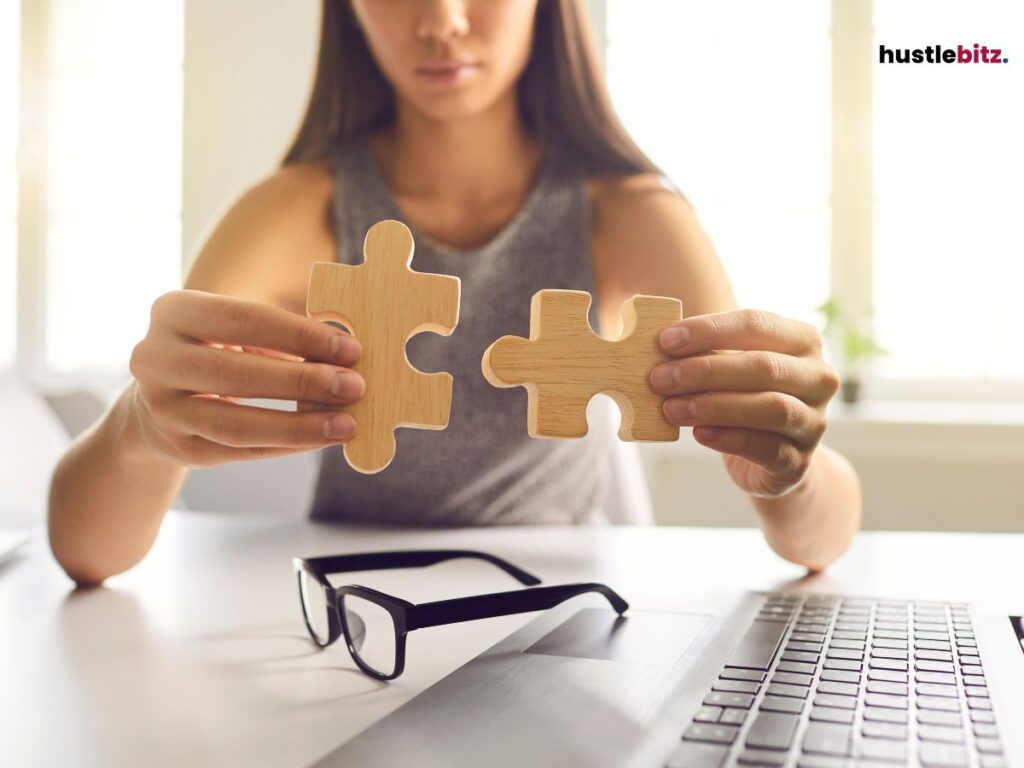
[659,326,692,352]
[323,414,355,440]
[665,398,696,420]
[650,364,681,391]
[331,372,364,400]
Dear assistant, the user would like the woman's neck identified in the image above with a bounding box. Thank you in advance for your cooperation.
[372,93,542,208]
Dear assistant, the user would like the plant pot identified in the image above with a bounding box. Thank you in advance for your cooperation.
[840,379,861,404]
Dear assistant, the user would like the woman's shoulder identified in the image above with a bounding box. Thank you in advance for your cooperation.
[184,161,337,307]
[587,172,699,256]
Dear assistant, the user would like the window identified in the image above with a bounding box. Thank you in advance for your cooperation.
[0,1,18,368]
[605,0,832,327]
[873,0,1024,381]
[4,0,183,378]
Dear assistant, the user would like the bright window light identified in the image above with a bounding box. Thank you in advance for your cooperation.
[0,1,18,368]
[874,0,1024,379]
[605,0,831,326]
[43,0,183,373]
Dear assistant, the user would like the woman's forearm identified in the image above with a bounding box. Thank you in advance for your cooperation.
[748,444,862,572]
[48,382,188,586]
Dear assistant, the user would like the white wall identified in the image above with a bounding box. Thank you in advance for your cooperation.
[183,0,319,258]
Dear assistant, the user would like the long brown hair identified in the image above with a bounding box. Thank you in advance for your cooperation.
[283,0,658,176]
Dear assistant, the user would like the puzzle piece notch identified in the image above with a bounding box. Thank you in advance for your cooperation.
[301,219,461,474]
[482,289,682,442]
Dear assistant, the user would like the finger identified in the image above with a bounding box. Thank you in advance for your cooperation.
[176,433,333,468]
[154,291,361,365]
[180,396,356,448]
[163,345,365,404]
[692,426,809,486]
[659,309,821,357]
[663,391,826,448]
[651,350,831,404]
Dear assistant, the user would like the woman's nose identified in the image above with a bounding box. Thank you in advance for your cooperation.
[416,0,470,43]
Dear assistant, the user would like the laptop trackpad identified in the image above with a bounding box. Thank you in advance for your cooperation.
[523,608,709,666]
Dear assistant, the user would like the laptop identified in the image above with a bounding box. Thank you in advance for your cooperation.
[313,590,1023,767]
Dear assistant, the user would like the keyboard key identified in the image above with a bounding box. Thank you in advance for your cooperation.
[916,631,951,642]
[824,658,861,672]
[796,755,845,768]
[918,696,960,712]
[962,676,987,687]
[820,669,860,684]
[683,723,739,745]
[829,638,865,651]
[918,710,961,727]
[917,682,957,698]
[862,722,908,740]
[976,737,1003,754]
[826,648,863,661]
[726,619,789,671]
[864,693,908,709]
[863,707,907,724]
[916,660,955,673]
[866,681,908,696]
[777,661,816,675]
[832,629,868,640]
[872,630,907,640]
[745,711,800,751]
[787,640,823,653]
[712,680,760,694]
[871,637,907,649]
[665,741,729,768]
[918,725,965,743]
[871,647,908,660]
[766,682,808,699]
[693,705,723,723]
[869,658,907,671]
[720,708,748,726]
[737,748,786,766]
[973,723,999,738]
[809,706,855,725]
[918,742,968,767]
[916,671,956,685]
[771,671,812,686]
[814,693,856,710]
[802,722,852,755]
[858,737,907,762]
[970,710,996,724]
[980,756,1007,768]
[915,639,952,651]
[958,647,979,656]
[816,680,858,697]
[790,632,825,643]
[960,656,982,667]
[916,649,954,661]
[704,692,755,709]
[967,698,993,711]
[782,650,819,664]
[867,669,907,683]
[759,695,804,715]
[721,667,767,683]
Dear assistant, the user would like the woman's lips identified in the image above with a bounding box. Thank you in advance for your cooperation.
[415,60,480,86]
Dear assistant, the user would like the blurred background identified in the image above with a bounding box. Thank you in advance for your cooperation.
[1,0,1021,532]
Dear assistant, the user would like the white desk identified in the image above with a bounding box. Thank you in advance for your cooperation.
[1,513,1022,767]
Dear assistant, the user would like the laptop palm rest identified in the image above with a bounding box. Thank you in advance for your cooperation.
[312,606,715,768]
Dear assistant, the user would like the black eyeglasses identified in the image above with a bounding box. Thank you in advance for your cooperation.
[293,549,629,681]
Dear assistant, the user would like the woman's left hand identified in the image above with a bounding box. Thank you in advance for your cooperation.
[649,309,840,498]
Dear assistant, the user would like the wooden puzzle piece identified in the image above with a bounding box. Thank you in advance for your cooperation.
[481,289,682,441]
[300,220,461,473]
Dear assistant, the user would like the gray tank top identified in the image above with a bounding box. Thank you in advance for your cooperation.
[309,136,628,526]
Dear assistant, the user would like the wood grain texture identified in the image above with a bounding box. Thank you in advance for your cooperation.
[482,289,682,442]
[300,220,461,474]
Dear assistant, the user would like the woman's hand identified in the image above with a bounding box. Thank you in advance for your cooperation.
[127,290,364,467]
[650,309,840,498]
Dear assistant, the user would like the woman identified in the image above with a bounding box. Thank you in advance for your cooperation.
[49,0,860,585]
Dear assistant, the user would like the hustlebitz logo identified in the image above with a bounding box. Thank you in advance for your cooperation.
[879,44,1007,64]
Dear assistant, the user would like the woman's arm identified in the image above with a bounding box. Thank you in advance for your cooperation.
[48,165,357,586]
[590,176,861,570]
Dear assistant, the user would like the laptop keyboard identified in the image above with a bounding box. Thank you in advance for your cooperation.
[666,593,1005,768]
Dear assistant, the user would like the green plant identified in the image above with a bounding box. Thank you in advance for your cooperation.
[816,298,888,369]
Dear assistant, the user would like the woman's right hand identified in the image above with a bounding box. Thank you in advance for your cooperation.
[127,290,363,467]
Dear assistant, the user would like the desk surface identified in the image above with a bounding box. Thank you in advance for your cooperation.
[2,513,1022,767]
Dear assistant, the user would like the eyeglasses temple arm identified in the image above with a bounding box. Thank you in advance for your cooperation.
[298,550,541,586]
[406,583,629,631]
